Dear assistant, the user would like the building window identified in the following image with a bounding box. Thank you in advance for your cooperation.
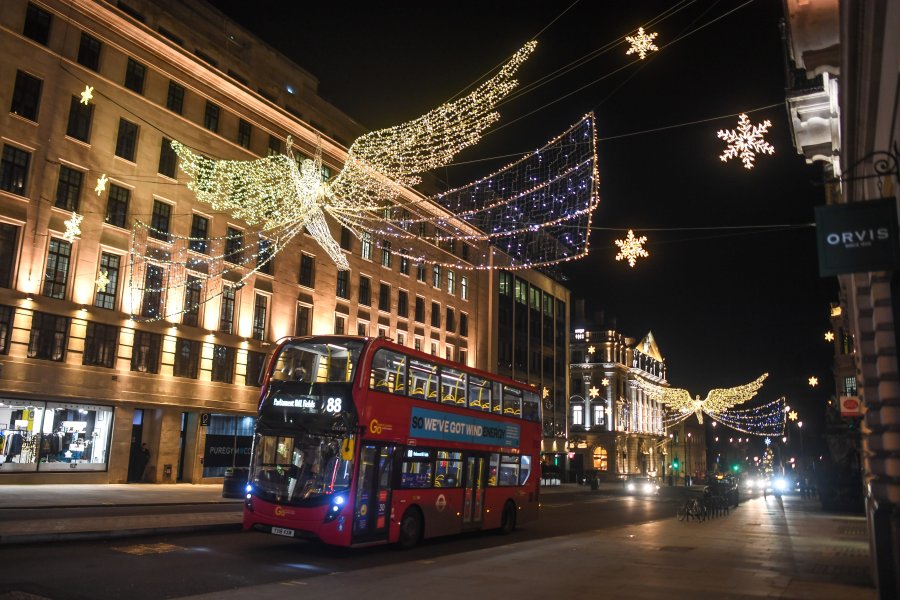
[843,376,858,396]
[357,320,368,336]
[499,272,511,296]
[460,312,468,337]
[182,276,202,327]
[66,96,93,142]
[189,214,209,253]
[0,223,20,289]
[77,32,102,70]
[55,166,83,211]
[336,270,349,299]
[445,345,453,361]
[149,200,171,241]
[173,338,200,378]
[252,293,268,341]
[295,303,311,337]
[593,446,608,471]
[446,307,456,332]
[593,404,605,427]
[431,302,441,328]
[195,49,218,67]
[398,290,408,318]
[246,350,266,386]
[416,262,426,283]
[10,70,42,122]
[27,312,69,361]
[359,276,371,305]
[257,237,273,274]
[462,243,470,262]
[432,265,441,289]
[166,81,184,114]
[0,305,13,355]
[381,240,392,268]
[447,270,456,295]
[415,296,425,323]
[268,135,282,156]
[115,118,138,161]
[572,405,583,426]
[158,26,183,46]
[141,264,165,319]
[431,341,438,356]
[340,226,352,250]
[399,253,409,275]
[237,119,251,149]
[204,101,219,133]
[225,227,243,264]
[23,3,52,45]
[42,238,71,300]
[334,314,346,335]
[299,254,315,287]
[124,57,146,94]
[83,322,118,368]
[0,144,31,196]
[378,283,391,312]
[361,232,373,260]
[219,286,236,334]
[94,252,121,310]
[105,184,129,228]
[414,336,422,352]
[158,137,177,178]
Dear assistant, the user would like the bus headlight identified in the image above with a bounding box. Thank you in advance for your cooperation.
[324,493,347,523]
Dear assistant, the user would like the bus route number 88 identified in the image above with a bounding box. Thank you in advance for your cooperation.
[324,397,342,413]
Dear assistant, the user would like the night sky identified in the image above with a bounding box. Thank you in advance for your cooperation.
[208,0,838,443]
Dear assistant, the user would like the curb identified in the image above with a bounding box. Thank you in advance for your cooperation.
[0,521,242,546]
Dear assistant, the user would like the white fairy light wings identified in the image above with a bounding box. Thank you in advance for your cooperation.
[639,373,769,425]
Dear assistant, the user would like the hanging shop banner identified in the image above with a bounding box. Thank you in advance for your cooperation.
[839,396,862,418]
[815,199,900,276]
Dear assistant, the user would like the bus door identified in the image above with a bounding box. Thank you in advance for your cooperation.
[352,444,394,541]
[462,454,487,528]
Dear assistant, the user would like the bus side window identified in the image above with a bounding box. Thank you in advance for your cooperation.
[499,455,520,485]
[468,376,490,411]
[408,359,434,400]
[491,382,503,414]
[503,387,522,417]
[369,349,407,395]
[441,367,465,405]
[487,453,500,486]
[522,390,540,421]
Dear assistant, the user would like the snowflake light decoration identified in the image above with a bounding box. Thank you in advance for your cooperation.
[788,410,798,422]
[80,85,93,105]
[601,378,610,386]
[96,270,110,293]
[764,437,772,446]
[625,27,659,60]
[717,113,774,169]
[824,331,835,342]
[615,230,649,267]
[587,345,596,355]
[95,174,108,195]
[588,386,600,399]
[62,212,83,242]
[808,376,818,387]
[542,387,550,399]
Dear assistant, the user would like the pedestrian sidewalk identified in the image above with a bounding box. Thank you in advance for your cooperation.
[0,484,242,545]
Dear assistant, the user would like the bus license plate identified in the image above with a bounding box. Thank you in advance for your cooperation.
[271,527,295,538]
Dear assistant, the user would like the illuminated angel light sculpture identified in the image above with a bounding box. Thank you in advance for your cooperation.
[639,373,769,425]
[127,40,600,322]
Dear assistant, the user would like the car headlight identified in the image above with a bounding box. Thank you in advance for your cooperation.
[642,483,654,494]
[626,483,635,491]
[774,477,788,491]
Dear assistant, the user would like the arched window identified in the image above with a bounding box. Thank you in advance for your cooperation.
[593,446,608,471]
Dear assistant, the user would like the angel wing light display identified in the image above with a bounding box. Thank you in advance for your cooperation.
[638,374,784,436]
[127,41,600,321]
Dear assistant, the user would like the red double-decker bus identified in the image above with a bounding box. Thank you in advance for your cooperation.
[242,335,541,548]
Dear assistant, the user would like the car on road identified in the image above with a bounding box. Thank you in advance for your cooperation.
[624,476,660,495]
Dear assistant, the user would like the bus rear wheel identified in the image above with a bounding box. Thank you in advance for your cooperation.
[397,508,423,550]
[499,501,517,535]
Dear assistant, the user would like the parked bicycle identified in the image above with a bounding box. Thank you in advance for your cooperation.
[677,497,706,522]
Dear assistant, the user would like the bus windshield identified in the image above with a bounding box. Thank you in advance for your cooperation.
[270,339,363,385]
[251,432,352,503]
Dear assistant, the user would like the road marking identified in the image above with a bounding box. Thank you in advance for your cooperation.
[111,542,184,555]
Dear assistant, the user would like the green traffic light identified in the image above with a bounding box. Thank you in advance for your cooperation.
[732,464,740,472]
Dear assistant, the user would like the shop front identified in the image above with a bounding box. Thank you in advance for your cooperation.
[0,397,113,473]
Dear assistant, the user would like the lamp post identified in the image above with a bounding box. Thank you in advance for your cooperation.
[686,431,692,486]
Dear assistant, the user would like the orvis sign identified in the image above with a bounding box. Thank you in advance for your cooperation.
[815,199,900,276]
[409,407,520,448]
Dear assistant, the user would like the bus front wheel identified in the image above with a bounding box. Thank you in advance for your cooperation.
[499,501,517,535]
[397,508,423,550]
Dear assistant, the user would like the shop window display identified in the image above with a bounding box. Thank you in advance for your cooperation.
[0,399,112,472]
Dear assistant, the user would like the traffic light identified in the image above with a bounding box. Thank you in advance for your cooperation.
[732,464,740,473]
[672,457,680,470]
